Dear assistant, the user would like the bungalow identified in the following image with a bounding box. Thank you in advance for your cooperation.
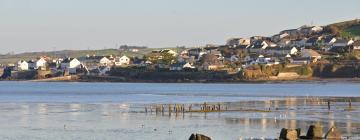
[330,39,354,53]
[265,46,298,55]
[301,49,321,63]
[61,58,81,74]
[17,60,29,71]
[115,55,130,66]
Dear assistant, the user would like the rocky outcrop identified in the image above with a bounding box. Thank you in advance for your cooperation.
[325,126,342,140]
[305,124,323,139]
[189,133,211,140]
[279,128,301,140]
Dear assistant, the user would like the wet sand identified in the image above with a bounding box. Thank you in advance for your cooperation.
[0,97,359,140]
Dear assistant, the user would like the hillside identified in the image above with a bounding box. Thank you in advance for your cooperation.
[0,47,185,64]
[324,19,360,39]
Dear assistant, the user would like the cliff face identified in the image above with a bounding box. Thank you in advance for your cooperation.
[312,63,360,78]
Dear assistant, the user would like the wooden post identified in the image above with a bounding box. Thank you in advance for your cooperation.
[328,100,331,110]
[349,99,352,108]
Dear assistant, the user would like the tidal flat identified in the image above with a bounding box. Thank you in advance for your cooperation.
[0,81,359,139]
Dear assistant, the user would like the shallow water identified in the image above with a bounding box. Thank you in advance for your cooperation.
[0,81,359,139]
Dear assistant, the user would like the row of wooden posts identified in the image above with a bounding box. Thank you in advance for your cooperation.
[327,99,352,110]
[144,99,355,114]
[144,102,227,114]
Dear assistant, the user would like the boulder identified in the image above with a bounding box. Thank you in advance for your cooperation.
[306,124,323,139]
[279,128,301,140]
[189,133,211,140]
[325,126,342,140]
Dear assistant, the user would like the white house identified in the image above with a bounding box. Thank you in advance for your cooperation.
[61,58,81,74]
[249,41,273,54]
[99,56,113,66]
[17,60,29,71]
[115,55,130,66]
[35,57,47,70]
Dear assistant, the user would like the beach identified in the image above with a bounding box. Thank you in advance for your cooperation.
[0,82,359,139]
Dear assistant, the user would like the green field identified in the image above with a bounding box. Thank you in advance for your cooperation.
[340,25,360,38]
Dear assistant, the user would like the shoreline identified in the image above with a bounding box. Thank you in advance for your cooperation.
[2,76,360,84]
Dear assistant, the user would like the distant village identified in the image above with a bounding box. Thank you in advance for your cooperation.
[1,24,360,81]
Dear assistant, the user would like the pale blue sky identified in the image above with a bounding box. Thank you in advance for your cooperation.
[0,0,359,53]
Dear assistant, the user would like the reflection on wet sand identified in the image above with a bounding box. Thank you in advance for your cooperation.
[1,97,359,139]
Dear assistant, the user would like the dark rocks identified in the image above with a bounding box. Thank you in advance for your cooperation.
[305,124,323,139]
[325,126,342,140]
[189,133,211,140]
[279,128,301,140]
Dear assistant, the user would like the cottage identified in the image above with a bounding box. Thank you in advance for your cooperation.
[17,60,29,71]
[115,55,130,66]
[352,40,360,50]
[99,56,114,66]
[35,57,47,70]
[61,58,81,74]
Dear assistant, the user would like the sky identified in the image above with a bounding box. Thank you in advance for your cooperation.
[0,0,359,54]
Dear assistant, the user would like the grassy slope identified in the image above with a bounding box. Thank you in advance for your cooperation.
[340,25,360,38]
[325,19,360,38]
[0,47,185,64]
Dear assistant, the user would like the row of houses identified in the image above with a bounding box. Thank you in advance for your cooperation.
[16,55,131,75]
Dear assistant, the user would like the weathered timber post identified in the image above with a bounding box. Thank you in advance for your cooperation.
[349,99,352,108]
